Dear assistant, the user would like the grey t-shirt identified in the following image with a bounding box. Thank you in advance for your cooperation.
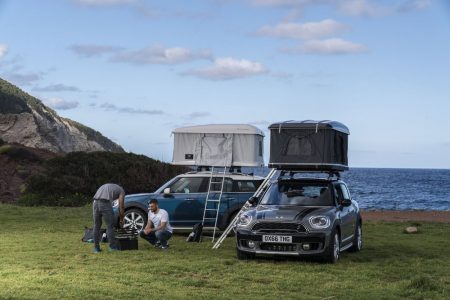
[93,183,125,202]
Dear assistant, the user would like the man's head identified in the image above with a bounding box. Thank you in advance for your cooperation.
[149,199,159,213]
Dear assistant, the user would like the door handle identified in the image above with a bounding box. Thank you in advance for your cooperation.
[185,198,196,201]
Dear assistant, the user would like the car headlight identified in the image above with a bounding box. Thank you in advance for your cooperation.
[309,216,330,229]
[237,214,252,227]
[112,200,119,208]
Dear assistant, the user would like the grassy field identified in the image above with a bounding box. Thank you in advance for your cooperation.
[0,204,449,300]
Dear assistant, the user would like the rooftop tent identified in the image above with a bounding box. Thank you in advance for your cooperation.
[268,120,349,171]
[172,124,265,167]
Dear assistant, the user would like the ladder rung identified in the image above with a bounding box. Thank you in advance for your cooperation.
[207,199,220,202]
[205,209,218,211]
[203,218,217,220]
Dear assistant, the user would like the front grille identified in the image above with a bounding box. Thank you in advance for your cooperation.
[260,243,297,252]
[252,222,307,233]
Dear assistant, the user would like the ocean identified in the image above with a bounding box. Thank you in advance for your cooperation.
[244,167,450,211]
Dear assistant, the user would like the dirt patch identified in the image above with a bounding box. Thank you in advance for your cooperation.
[0,143,58,203]
[361,210,450,223]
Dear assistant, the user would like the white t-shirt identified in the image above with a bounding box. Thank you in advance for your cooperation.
[148,209,173,233]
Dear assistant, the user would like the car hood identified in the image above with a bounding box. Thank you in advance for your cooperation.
[249,205,336,222]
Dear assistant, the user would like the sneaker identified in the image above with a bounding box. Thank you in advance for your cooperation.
[160,244,169,250]
[154,241,162,248]
[93,246,102,253]
[108,246,120,252]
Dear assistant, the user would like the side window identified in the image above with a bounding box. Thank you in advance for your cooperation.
[169,177,207,194]
[334,184,344,204]
[340,184,351,200]
[209,177,233,193]
[234,180,257,193]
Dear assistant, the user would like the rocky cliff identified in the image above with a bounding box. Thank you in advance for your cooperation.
[0,78,124,153]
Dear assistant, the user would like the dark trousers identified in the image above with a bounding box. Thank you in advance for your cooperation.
[93,200,116,248]
[140,230,172,247]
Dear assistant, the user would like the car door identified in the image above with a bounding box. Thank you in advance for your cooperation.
[203,177,233,227]
[154,176,208,227]
[334,183,354,244]
[340,183,357,234]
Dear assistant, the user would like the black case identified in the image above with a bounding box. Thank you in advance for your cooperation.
[269,120,349,171]
[115,228,139,251]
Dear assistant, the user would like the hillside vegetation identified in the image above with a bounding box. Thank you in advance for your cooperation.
[0,141,187,206]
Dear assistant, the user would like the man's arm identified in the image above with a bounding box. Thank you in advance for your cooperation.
[118,192,125,225]
[152,221,167,232]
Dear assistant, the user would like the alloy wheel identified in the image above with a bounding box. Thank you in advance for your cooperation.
[123,211,145,232]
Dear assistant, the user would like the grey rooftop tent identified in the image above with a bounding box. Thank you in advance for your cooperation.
[172,124,265,167]
[268,120,349,171]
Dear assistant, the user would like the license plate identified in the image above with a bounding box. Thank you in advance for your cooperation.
[262,235,292,243]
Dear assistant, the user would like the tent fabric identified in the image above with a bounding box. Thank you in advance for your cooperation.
[173,124,265,136]
[172,124,264,167]
[269,121,349,171]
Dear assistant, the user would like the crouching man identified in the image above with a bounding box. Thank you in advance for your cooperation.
[140,199,173,250]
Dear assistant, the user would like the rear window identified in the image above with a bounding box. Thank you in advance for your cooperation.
[260,181,334,206]
[234,180,257,193]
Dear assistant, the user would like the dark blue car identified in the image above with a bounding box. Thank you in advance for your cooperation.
[112,171,263,232]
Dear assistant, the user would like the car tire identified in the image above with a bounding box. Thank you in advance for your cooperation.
[123,208,147,233]
[322,229,340,264]
[349,221,363,252]
[236,248,255,260]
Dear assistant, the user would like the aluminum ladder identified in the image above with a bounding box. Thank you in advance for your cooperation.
[201,166,227,243]
[212,168,277,249]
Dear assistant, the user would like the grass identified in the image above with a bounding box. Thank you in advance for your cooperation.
[0,204,449,299]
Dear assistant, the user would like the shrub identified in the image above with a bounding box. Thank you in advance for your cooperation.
[21,151,187,206]
[18,193,91,207]
[0,145,41,162]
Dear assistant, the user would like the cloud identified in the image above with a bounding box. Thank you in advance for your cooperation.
[249,0,429,17]
[284,38,368,55]
[33,84,81,92]
[0,44,8,59]
[69,44,123,58]
[336,0,387,17]
[74,0,135,7]
[257,19,347,40]
[3,72,44,86]
[110,45,213,65]
[397,0,430,12]
[43,98,79,110]
[250,0,316,7]
[184,57,268,80]
[184,112,212,119]
[99,103,165,115]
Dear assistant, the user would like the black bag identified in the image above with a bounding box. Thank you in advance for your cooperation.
[82,227,107,243]
[186,223,203,242]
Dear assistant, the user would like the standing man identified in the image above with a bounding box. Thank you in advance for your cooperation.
[92,183,125,253]
[140,199,173,250]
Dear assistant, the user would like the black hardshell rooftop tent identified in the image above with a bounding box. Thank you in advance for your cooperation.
[268,120,349,171]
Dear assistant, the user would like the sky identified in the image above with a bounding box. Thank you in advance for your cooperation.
[1,0,450,169]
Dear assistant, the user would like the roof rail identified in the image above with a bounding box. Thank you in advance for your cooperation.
[278,170,341,180]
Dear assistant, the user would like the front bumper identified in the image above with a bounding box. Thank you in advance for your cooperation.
[236,228,331,256]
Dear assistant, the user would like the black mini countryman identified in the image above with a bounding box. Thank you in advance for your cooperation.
[235,176,362,263]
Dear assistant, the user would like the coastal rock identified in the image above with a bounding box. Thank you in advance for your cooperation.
[0,78,124,153]
[404,226,419,234]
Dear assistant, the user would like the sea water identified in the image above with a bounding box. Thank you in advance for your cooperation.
[243,167,450,211]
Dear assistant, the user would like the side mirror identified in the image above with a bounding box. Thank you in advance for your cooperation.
[163,188,171,197]
[248,196,259,206]
[341,198,352,207]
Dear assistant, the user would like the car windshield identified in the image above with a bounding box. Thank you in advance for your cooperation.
[260,181,334,206]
